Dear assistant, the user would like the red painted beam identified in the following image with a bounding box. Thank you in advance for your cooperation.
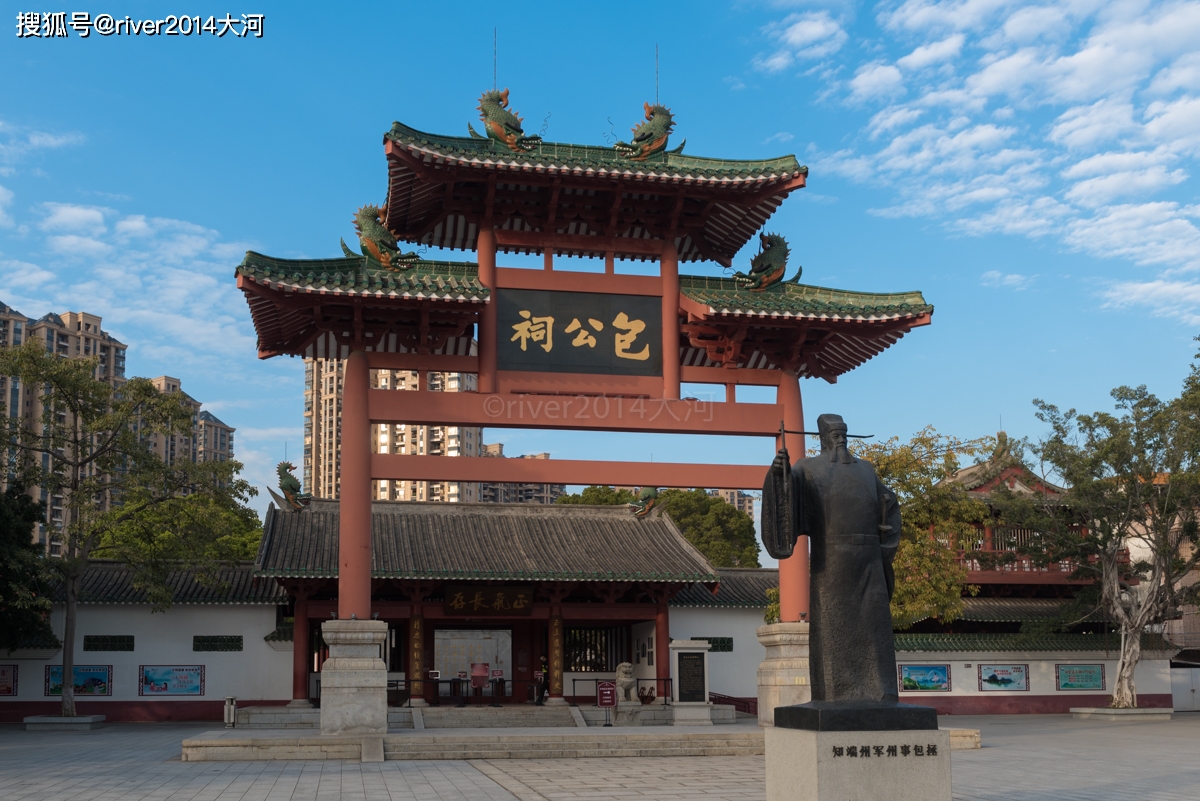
[372,453,768,490]
[367,389,784,436]
[496,267,663,297]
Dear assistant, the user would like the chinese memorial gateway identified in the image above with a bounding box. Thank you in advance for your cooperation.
[236,91,933,728]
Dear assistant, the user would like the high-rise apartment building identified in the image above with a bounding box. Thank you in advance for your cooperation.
[146,377,236,467]
[712,489,756,519]
[303,359,480,502]
[478,444,566,504]
[1,303,128,552]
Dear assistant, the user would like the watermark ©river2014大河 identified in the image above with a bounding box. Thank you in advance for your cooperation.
[15,12,264,38]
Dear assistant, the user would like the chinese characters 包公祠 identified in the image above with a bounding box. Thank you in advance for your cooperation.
[511,310,649,360]
[831,744,939,758]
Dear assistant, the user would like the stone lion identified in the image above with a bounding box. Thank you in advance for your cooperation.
[615,662,637,701]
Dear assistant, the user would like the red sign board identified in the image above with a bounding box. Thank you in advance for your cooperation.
[597,680,617,708]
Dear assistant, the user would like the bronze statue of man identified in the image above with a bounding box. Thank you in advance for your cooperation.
[762,413,902,705]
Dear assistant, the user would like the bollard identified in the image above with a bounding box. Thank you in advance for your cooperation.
[223,696,237,728]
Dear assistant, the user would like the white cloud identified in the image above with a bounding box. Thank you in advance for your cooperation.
[868,106,923,139]
[0,258,56,290]
[1048,98,1139,150]
[1101,278,1200,324]
[754,0,1200,325]
[765,132,795,144]
[0,184,13,227]
[0,123,84,168]
[881,0,1019,34]
[756,11,848,71]
[47,234,112,257]
[1001,5,1070,43]
[1149,52,1200,95]
[39,203,107,235]
[850,63,905,101]
[1143,96,1200,154]
[897,34,965,70]
[237,426,304,441]
[1065,202,1200,271]
[981,270,1035,289]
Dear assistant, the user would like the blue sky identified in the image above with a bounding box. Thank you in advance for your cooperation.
[3,1,1199,549]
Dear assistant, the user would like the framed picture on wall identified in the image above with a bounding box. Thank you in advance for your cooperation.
[1056,664,1105,691]
[139,665,205,696]
[898,664,951,692]
[978,664,1029,692]
[45,665,112,696]
[0,665,16,696]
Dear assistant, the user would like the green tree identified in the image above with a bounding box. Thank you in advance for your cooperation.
[0,341,259,716]
[554,485,637,505]
[992,365,1200,708]
[557,485,760,567]
[657,488,760,567]
[0,485,55,653]
[853,427,988,629]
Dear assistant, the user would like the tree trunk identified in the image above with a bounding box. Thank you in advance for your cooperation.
[60,569,79,717]
[1110,626,1141,709]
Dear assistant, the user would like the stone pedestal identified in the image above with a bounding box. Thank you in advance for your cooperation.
[671,702,715,726]
[319,620,387,736]
[614,699,643,726]
[765,726,951,801]
[756,622,811,726]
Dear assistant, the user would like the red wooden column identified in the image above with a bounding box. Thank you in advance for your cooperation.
[777,371,809,622]
[655,600,671,700]
[660,241,680,401]
[477,229,498,394]
[338,349,372,621]
[289,590,311,706]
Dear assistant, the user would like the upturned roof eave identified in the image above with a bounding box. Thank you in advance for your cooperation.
[385,121,806,182]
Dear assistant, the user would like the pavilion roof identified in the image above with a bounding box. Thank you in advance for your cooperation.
[255,500,718,584]
[679,275,931,322]
[236,251,933,375]
[382,122,807,265]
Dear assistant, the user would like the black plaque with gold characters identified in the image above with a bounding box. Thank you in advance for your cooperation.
[443,586,534,616]
[496,288,662,376]
[677,651,706,702]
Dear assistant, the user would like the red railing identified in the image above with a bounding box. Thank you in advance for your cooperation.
[710,692,757,715]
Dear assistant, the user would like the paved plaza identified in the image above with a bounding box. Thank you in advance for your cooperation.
[1,714,1198,801]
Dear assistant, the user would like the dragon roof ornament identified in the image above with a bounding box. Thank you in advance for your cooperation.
[614,102,683,161]
[732,232,800,292]
[340,204,419,271]
[468,88,543,153]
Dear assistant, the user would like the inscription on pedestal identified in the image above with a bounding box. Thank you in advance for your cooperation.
[677,652,706,702]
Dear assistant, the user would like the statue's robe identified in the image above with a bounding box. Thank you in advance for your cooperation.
[763,452,902,703]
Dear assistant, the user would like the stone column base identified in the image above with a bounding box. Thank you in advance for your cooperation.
[766,727,951,801]
[319,620,388,736]
[286,698,313,709]
[544,696,568,706]
[756,622,811,726]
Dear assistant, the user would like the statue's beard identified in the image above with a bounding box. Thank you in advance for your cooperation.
[828,445,855,464]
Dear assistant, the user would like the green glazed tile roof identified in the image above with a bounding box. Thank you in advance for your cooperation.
[671,568,780,608]
[680,275,932,321]
[894,632,1177,653]
[53,562,285,605]
[256,500,718,584]
[237,251,490,302]
[386,122,806,184]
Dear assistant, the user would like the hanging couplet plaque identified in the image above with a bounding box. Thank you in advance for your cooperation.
[496,288,662,376]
